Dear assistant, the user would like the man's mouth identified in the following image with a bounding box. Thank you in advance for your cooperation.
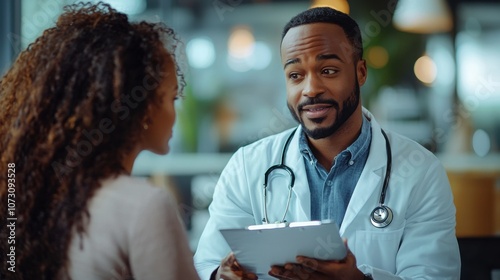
[301,104,333,119]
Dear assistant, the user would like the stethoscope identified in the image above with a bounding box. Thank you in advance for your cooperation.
[262,127,394,228]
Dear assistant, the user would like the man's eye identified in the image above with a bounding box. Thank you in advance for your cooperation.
[322,69,337,75]
[289,73,300,80]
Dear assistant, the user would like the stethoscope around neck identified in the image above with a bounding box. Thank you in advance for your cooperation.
[262,128,394,228]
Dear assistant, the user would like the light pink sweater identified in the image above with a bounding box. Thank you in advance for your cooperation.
[66,175,200,280]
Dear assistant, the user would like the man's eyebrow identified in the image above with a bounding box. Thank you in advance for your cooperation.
[317,54,343,62]
[284,54,344,69]
[284,58,300,69]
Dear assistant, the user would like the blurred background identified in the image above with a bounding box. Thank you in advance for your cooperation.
[1,0,499,278]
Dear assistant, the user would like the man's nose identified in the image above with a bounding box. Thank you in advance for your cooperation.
[302,73,325,98]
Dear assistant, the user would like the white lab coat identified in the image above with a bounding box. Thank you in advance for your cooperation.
[194,109,460,280]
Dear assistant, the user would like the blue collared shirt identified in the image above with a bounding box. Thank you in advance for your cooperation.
[299,116,372,227]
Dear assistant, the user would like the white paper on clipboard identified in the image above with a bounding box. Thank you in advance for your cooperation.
[219,221,347,279]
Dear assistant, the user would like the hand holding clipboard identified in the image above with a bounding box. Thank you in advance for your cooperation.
[219,221,347,279]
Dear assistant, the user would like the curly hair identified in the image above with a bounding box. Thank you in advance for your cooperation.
[0,2,185,279]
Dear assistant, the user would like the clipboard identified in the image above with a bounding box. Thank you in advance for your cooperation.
[220,221,347,278]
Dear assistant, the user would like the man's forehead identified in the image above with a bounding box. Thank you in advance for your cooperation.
[282,23,345,43]
[281,23,354,62]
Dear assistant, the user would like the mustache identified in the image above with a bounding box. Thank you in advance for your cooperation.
[297,97,339,111]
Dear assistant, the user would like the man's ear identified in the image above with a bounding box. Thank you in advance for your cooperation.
[356,59,367,86]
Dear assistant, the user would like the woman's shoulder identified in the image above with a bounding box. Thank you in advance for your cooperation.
[94,174,177,213]
[67,175,182,279]
[101,174,168,194]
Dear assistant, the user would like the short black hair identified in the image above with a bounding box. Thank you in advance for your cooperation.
[282,7,363,61]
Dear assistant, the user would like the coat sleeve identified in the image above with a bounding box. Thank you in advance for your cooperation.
[194,148,258,280]
[362,159,461,280]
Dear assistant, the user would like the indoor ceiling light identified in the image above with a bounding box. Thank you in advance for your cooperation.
[311,0,350,14]
[393,0,453,34]
[228,26,255,59]
[414,55,437,85]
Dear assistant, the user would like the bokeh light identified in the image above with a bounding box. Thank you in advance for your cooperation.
[414,55,437,85]
[187,37,216,69]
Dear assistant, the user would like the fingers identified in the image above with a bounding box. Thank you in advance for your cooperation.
[269,263,324,280]
[292,239,361,279]
[230,269,258,280]
[269,265,302,280]
[218,252,258,280]
[223,252,236,266]
[243,272,258,280]
[295,238,355,273]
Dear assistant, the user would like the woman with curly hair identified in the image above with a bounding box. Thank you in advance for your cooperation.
[0,2,200,279]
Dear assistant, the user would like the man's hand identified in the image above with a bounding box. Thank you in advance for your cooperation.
[215,252,258,280]
[267,240,365,280]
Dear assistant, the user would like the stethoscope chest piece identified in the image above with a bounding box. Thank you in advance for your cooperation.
[369,129,394,228]
[370,205,393,228]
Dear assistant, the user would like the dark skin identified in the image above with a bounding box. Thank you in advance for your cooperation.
[270,22,366,280]
[215,22,367,280]
[283,23,367,171]
[268,240,364,280]
[122,55,179,172]
[215,253,258,280]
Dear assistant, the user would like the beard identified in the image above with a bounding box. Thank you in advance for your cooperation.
[288,78,360,140]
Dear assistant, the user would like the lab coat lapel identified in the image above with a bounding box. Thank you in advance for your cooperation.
[286,126,311,221]
[340,111,387,234]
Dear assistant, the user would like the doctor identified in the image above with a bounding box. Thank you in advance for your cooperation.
[194,7,460,280]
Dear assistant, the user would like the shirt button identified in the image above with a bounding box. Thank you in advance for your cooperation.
[349,160,354,166]
[327,181,333,186]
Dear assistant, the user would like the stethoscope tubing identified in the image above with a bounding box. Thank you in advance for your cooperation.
[263,127,393,228]
[262,128,297,224]
[379,129,392,205]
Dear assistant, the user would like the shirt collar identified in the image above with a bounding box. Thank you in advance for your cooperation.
[299,130,314,163]
[346,115,371,161]
[299,115,371,164]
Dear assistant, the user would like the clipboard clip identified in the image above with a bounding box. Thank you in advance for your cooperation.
[247,223,287,230]
[247,220,333,230]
